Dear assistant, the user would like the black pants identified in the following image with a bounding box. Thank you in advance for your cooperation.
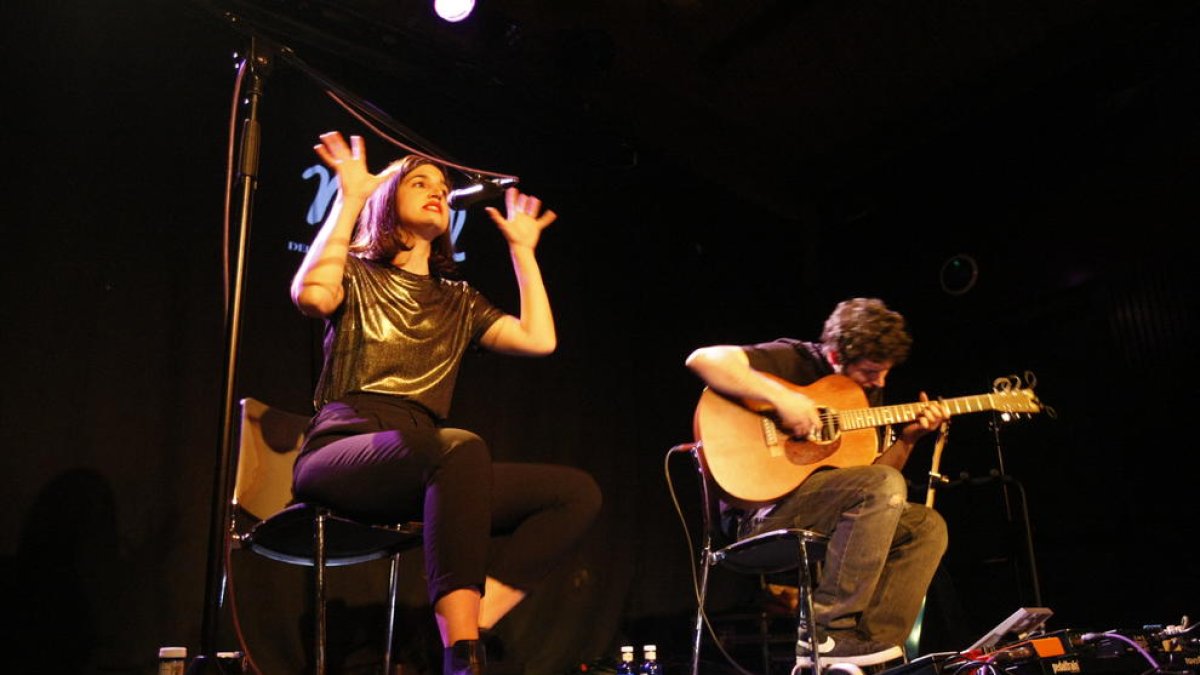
[292,395,602,604]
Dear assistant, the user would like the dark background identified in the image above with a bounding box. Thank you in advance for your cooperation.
[2,0,1197,673]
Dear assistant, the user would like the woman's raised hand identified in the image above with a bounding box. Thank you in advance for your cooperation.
[313,132,391,202]
[484,187,558,250]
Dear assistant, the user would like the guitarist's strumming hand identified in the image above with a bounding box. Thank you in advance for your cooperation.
[774,390,824,440]
[685,345,823,438]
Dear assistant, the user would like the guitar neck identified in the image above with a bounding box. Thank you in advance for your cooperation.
[839,393,1005,431]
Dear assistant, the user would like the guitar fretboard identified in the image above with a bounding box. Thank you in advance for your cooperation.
[837,393,1014,431]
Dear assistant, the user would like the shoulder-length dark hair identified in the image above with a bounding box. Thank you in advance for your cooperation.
[348,154,460,278]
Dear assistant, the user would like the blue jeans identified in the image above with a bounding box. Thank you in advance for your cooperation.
[744,464,947,646]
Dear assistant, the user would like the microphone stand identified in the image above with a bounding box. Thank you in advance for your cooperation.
[987,412,1043,606]
[189,35,272,675]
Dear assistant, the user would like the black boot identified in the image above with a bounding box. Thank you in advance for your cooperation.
[478,628,505,662]
[444,639,487,675]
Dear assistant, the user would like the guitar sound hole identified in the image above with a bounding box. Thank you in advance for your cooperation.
[809,410,839,444]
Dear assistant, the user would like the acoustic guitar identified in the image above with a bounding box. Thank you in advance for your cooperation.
[692,373,1043,507]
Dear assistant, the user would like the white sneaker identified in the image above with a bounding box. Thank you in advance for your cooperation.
[796,633,903,667]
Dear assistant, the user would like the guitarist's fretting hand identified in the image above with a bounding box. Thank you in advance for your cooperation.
[898,392,952,446]
[875,391,952,471]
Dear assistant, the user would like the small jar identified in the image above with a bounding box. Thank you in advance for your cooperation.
[217,650,246,674]
[158,646,187,675]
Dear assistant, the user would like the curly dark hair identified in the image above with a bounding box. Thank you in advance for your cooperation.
[348,154,460,279]
[820,298,912,365]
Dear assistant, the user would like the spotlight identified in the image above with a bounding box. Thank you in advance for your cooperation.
[434,0,475,22]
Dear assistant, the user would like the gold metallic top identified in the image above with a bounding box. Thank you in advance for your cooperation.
[313,256,504,419]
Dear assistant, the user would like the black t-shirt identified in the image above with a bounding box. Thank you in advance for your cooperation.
[743,338,831,386]
[742,337,884,407]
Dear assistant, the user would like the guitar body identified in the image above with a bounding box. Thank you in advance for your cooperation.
[693,374,880,508]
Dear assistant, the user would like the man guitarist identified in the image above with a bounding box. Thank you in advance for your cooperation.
[686,297,951,667]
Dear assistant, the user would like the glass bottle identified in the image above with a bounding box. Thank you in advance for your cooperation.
[639,644,662,674]
[157,647,187,675]
[616,645,636,674]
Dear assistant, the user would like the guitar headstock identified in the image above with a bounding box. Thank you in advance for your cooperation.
[990,371,1046,419]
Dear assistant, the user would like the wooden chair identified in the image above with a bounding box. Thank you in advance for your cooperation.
[231,397,423,675]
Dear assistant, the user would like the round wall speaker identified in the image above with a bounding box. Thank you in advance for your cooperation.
[940,254,978,296]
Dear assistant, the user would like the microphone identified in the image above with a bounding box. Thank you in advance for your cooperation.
[448,176,518,209]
